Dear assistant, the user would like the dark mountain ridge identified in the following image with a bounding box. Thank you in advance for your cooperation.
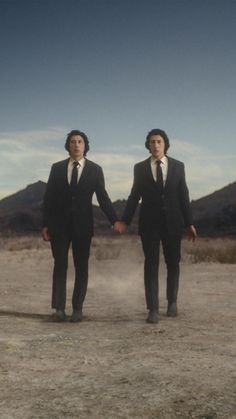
[0,181,46,215]
[0,181,46,234]
[191,182,236,236]
[0,180,236,236]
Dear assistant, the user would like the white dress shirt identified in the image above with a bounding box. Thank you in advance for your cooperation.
[150,155,168,185]
[67,157,85,184]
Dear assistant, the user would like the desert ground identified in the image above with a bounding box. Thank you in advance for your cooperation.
[0,235,235,419]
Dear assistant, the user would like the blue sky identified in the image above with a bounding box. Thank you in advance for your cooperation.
[1,0,236,202]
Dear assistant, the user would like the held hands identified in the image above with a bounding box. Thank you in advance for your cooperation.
[186,225,197,242]
[112,221,127,234]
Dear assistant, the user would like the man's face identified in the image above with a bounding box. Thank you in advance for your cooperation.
[149,135,165,159]
[69,135,85,160]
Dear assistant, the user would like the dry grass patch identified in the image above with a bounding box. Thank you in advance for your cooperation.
[184,237,236,264]
[1,235,236,264]
[0,235,47,251]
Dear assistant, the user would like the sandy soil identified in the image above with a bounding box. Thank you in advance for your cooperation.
[0,236,235,419]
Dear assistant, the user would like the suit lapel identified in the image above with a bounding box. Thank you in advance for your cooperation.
[164,157,173,190]
[77,158,90,187]
[62,158,70,186]
[144,157,156,184]
[74,159,94,193]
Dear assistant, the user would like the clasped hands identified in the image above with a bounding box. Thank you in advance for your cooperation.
[113,221,127,234]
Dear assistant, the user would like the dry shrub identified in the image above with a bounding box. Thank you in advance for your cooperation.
[0,235,47,251]
[186,238,236,264]
[92,236,123,260]
[94,244,121,261]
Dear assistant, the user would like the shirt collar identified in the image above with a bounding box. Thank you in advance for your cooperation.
[151,155,167,166]
[69,157,85,167]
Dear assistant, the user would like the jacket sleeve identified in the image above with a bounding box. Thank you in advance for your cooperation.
[122,164,141,225]
[95,167,118,225]
[178,164,193,227]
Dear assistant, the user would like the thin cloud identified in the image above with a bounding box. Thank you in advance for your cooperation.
[0,128,67,198]
[171,138,235,199]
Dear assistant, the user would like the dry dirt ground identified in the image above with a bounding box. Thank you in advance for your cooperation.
[0,236,235,419]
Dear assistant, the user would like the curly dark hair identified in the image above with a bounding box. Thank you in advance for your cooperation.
[145,128,170,154]
[65,130,90,156]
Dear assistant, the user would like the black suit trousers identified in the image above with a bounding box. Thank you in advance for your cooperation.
[50,222,91,311]
[141,228,181,311]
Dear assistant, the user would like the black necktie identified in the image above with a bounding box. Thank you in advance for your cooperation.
[156,160,163,190]
[70,161,79,192]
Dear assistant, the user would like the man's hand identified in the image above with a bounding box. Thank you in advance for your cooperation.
[113,221,127,234]
[42,227,51,241]
[186,225,197,242]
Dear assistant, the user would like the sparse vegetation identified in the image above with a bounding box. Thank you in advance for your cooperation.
[1,235,236,264]
[184,237,236,264]
[0,235,47,251]
[93,243,121,260]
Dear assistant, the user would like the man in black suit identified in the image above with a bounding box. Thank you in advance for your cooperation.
[115,129,197,323]
[42,129,119,322]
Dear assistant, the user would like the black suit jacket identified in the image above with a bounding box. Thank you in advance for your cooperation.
[43,158,117,237]
[122,156,193,236]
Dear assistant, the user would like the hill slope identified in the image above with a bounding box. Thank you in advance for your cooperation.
[191,182,236,236]
[0,181,236,236]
